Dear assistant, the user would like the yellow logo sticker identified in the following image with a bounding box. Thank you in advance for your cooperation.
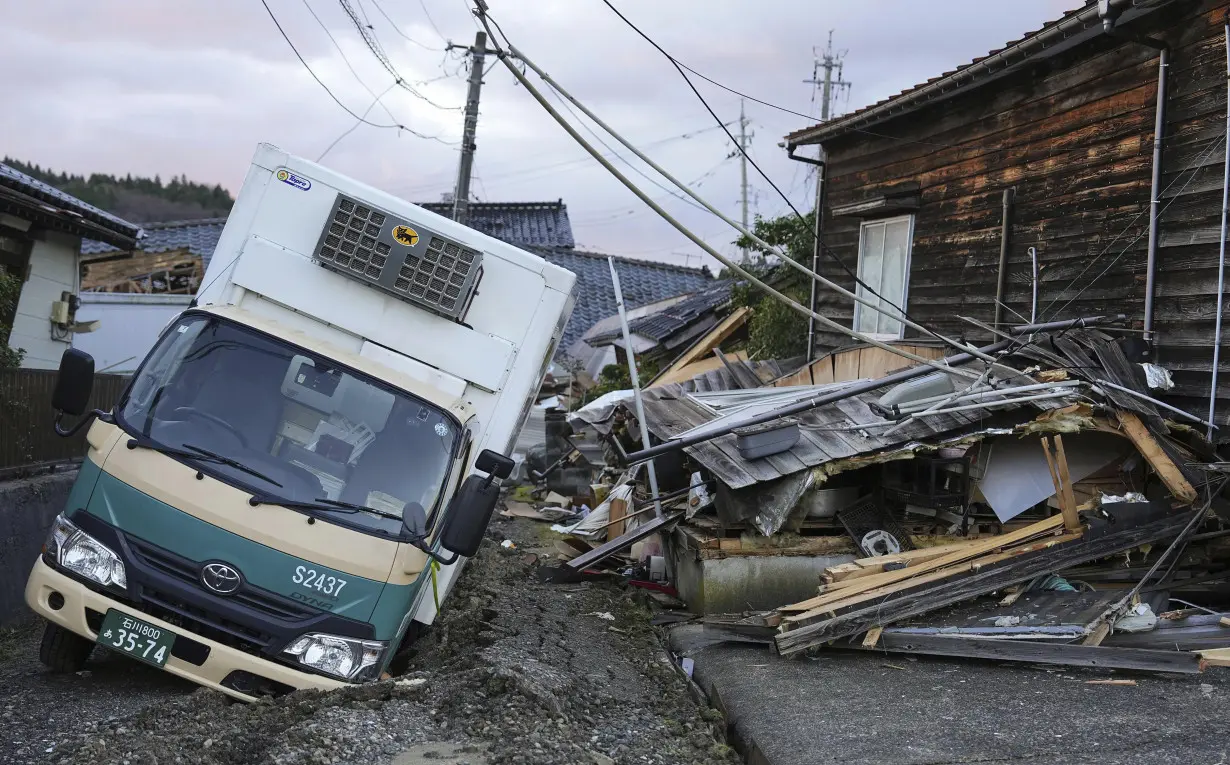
[392,225,419,247]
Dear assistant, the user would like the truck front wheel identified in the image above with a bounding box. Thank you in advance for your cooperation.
[39,622,94,673]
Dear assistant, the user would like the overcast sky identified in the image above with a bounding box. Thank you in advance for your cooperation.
[2,0,1079,270]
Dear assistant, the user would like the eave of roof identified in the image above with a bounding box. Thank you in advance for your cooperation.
[784,0,1168,148]
[0,163,141,248]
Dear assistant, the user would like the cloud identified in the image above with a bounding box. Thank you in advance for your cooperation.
[2,0,1082,268]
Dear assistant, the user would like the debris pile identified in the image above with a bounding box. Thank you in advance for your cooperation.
[553,317,1230,675]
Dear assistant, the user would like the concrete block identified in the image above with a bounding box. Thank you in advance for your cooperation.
[0,469,77,627]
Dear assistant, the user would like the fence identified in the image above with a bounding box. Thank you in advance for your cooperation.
[0,369,129,472]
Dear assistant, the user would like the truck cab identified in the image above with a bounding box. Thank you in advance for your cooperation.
[23,144,575,700]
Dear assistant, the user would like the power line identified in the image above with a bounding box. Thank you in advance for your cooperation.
[318,81,398,161]
[300,0,400,125]
[261,0,402,129]
[367,0,447,50]
[337,0,463,111]
[596,0,918,327]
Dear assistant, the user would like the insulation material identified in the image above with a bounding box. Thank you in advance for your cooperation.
[977,431,1129,522]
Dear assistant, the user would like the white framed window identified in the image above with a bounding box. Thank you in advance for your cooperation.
[852,214,914,339]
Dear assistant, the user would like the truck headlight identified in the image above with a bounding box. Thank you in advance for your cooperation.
[283,633,386,681]
[45,514,127,589]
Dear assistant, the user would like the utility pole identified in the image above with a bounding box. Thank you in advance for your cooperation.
[802,31,852,362]
[737,100,753,264]
[450,31,487,225]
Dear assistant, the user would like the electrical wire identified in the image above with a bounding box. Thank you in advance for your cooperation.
[492,22,994,367]
[366,0,446,50]
[300,0,400,125]
[261,0,402,129]
[594,0,950,344]
[337,0,463,112]
[318,81,398,161]
[475,10,982,385]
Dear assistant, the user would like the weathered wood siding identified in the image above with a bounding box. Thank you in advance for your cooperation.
[816,0,1230,425]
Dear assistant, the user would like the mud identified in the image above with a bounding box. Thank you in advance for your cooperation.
[21,513,734,765]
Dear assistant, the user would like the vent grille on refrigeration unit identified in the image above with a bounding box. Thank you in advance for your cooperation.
[313,195,482,321]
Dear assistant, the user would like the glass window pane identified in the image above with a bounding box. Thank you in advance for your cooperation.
[877,218,911,336]
[856,222,886,334]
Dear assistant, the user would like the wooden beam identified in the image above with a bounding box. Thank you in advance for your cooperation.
[778,514,1066,614]
[775,509,1197,655]
[1082,622,1111,647]
[650,306,751,386]
[1198,647,1230,667]
[823,542,976,584]
[862,627,883,647]
[1115,412,1197,503]
[607,496,628,542]
[1042,436,1081,533]
[853,634,1205,674]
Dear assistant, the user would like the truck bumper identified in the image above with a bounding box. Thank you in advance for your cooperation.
[24,557,347,702]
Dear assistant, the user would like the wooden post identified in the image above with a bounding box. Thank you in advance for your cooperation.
[1115,412,1198,503]
[608,496,628,542]
[1042,436,1081,533]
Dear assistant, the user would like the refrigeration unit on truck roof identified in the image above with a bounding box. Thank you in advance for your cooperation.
[313,195,483,322]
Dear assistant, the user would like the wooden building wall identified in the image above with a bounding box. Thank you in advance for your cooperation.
[816,0,1230,425]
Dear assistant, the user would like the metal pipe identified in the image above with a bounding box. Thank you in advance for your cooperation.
[806,152,826,362]
[1087,380,1214,430]
[897,391,1079,418]
[994,187,1015,330]
[620,315,1118,464]
[893,381,1083,414]
[1029,247,1039,323]
[608,257,663,518]
[1208,14,1230,441]
[1101,4,1170,346]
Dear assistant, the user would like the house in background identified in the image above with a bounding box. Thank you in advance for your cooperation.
[77,199,713,373]
[784,0,1230,429]
[0,162,140,369]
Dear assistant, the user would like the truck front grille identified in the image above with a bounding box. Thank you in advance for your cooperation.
[126,536,317,622]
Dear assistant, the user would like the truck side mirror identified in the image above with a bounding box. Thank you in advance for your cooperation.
[474,449,514,480]
[438,475,500,558]
[53,348,95,416]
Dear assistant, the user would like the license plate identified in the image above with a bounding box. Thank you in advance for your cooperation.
[97,609,176,667]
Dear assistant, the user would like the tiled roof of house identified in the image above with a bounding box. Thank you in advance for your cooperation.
[418,200,575,248]
[82,201,577,262]
[0,162,141,247]
[81,217,227,266]
[587,282,732,345]
[525,246,713,360]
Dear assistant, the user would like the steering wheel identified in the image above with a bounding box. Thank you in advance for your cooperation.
[171,407,249,448]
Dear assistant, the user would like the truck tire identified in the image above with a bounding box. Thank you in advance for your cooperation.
[39,622,94,673]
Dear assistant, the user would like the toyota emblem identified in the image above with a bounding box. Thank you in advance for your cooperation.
[200,562,243,595]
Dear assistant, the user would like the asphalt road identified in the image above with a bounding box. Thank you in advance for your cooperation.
[672,624,1230,765]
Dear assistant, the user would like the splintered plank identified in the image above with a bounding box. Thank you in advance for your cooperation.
[775,508,1198,656]
[1115,412,1198,503]
[824,542,976,584]
[1199,648,1230,667]
[850,634,1205,674]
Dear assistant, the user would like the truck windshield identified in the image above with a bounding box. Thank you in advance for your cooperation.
[115,313,460,538]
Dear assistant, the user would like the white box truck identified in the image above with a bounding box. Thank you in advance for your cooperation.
[24,143,576,700]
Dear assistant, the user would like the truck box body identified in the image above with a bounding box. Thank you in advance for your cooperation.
[195,144,577,622]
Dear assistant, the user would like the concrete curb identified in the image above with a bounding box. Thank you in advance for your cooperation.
[0,469,76,627]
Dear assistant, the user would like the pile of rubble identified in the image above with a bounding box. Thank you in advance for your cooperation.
[537,316,1230,675]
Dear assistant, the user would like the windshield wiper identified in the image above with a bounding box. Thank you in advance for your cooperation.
[248,494,402,520]
[180,443,283,488]
[126,437,283,488]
